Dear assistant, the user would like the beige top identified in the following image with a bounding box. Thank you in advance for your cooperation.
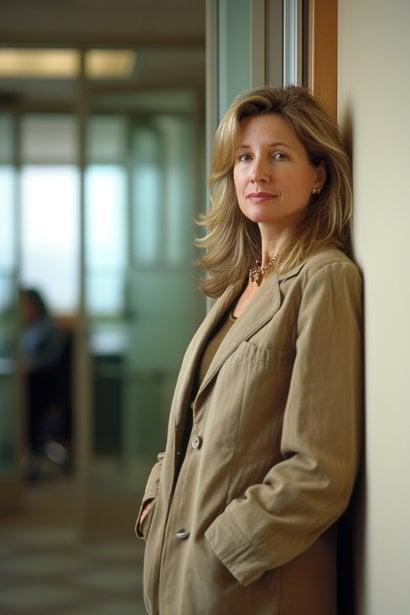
[175,307,237,473]
[196,308,237,390]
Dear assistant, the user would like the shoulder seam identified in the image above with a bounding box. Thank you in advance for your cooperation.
[303,260,361,285]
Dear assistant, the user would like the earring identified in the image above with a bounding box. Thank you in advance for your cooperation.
[311,187,321,196]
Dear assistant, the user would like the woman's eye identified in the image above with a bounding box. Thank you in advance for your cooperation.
[273,152,288,161]
[238,153,252,161]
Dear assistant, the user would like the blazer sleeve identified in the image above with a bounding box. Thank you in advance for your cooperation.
[204,261,363,585]
[135,451,165,539]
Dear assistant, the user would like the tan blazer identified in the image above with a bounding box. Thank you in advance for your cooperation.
[136,248,363,615]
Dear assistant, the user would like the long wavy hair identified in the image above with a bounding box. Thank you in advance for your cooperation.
[196,86,353,298]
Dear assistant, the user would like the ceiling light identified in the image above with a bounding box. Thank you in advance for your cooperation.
[0,49,136,79]
[85,50,136,79]
[0,49,79,78]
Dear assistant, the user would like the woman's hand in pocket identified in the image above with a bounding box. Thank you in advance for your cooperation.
[139,499,155,528]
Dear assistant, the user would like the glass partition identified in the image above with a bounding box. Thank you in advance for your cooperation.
[83,97,205,532]
[218,0,251,118]
[21,165,80,313]
[20,114,79,313]
[123,114,199,477]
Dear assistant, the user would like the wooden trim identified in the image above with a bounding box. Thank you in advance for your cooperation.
[307,0,338,120]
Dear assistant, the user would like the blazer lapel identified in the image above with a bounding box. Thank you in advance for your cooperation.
[173,279,244,427]
[192,273,282,409]
[174,260,304,425]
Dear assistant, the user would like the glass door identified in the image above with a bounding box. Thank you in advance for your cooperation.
[81,88,206,535]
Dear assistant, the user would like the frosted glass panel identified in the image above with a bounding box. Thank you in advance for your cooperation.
[132,126,162,263]
[155,116,195,265]
[0,167,16,271]
[218,0,251,117]
[87,116,127,164]
[127,269,197,371]
[84,100,205,518]
[85,165,127,269]
[0,275,14,312]
[21,166,80,313]
[22,114,77,164]
[0,114,14,163]
[85,165,127,315]
[86,274,125,315]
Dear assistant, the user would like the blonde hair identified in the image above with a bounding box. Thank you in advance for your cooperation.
[196,85,353,297]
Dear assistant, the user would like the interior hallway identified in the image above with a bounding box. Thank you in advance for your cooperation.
[0,477,146,614]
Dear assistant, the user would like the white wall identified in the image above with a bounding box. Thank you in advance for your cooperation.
[338,1,410,614]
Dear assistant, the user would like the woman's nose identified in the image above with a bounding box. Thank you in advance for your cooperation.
[250,158,270,182]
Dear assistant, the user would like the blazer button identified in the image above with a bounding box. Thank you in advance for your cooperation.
[176,528,190,540]
[192,435,202,449]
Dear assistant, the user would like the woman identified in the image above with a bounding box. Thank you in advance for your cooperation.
[136,86,362,615]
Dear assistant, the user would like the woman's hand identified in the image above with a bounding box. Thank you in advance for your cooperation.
[139,499,155,527]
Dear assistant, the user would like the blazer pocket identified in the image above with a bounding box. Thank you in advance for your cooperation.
[238,340,295,367]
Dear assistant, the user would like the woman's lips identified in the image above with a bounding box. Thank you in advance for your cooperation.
[246,192,277,203]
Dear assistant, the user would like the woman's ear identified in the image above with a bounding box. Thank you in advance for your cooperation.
[314,161,327,190]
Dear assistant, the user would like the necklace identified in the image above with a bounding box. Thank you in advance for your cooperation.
[249,255,278,286]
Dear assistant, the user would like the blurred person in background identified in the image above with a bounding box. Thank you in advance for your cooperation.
[20,288,72,478]
[20,288,64,374]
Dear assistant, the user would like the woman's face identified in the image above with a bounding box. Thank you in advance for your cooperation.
[233,113,325,231]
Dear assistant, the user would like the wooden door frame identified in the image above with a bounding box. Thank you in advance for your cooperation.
[307,0,338,120]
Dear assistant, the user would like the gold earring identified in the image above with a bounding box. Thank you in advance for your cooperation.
[311,187,321,195]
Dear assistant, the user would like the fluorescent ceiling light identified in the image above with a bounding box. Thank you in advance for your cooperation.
[85,50,136,78]
[0,49,79,78]
[0,49,136,79]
